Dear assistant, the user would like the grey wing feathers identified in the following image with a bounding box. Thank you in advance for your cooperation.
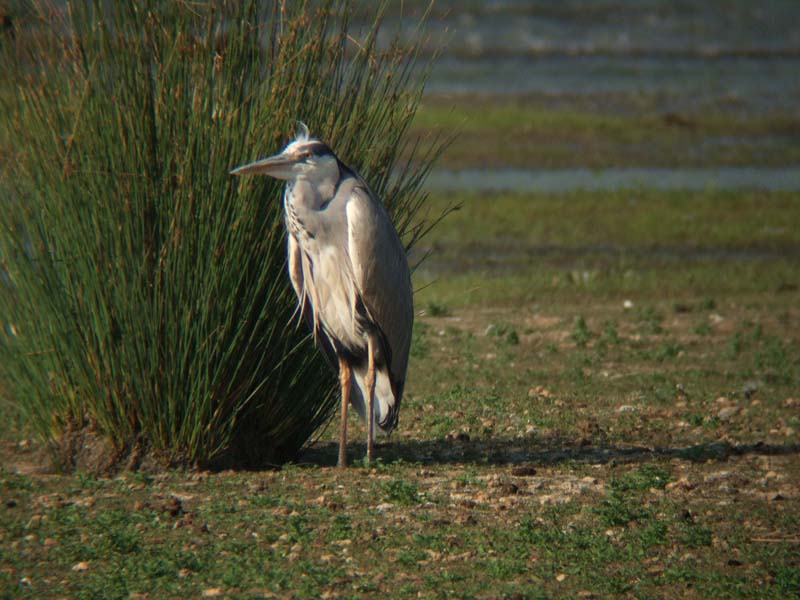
[344,182,414,404]
[287,233,305,317]
[287,232,338,370]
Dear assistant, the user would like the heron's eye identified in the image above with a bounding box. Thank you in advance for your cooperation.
[300,151,312,161]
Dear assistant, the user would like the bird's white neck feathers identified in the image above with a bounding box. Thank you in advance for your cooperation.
[284,136,341,197]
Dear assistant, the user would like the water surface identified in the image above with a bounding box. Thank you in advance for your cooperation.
[376,0,800,111]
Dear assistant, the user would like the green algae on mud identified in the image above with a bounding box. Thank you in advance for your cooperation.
[411,94,800,169]
[411,188,800,308]
[417,188,800,249]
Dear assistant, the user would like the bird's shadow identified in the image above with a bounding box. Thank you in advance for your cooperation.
[296,434,800,469]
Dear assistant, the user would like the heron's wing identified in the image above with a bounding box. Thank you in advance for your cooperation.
[344,182,414,399]
[287,232,305,312]
[288,232,338,370]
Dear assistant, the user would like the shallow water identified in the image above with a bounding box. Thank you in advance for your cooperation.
[378,1,800,111]
[425,166,800,193]
[426,55,800,111]
[409,0,800,57]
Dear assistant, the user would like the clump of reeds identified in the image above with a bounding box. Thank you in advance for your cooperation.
[0,0,444,468]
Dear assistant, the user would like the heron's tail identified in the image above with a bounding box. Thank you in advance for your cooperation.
[349,363,400,435]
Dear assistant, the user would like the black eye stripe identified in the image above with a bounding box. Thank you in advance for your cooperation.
[297,141,331,159]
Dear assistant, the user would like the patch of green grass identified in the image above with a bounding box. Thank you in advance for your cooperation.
[595,493,647,527]
[655,339,683,362]
[413,189,800,312]
[595,466,672,528]
[693,320,714,336]
[424,300,451,317]
[410,321,432,359]
[699,298,718,311]
[613,465,672,493]
[412,95,800,169]
[381,479,422,505]
[636,306,665,335]
[417,189,800,252]
[570,315,594,348]
[755,336,799,384]
[415,258,800,311]
[486,322,519,345]
[598,321,622,347]
[679,520,714,549]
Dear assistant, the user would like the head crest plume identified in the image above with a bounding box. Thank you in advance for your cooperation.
[295,121,310,142]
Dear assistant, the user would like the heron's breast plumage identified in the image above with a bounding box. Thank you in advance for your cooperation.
[284,184,367,355]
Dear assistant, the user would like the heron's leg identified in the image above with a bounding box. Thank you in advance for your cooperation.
[338,355,351,469]
[365,336,376,464]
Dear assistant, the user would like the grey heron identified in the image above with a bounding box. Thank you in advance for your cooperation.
[231,123,413,468]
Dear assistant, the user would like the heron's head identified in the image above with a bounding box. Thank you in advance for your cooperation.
[230,122,339,184]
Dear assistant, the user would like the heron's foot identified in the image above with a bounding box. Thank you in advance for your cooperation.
[337,443,347,469]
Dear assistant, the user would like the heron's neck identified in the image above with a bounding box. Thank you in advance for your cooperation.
[286,177,334,213]
[288,164,342,209]
[283,177,337,243]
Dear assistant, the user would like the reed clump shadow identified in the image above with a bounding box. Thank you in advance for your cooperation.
[299,435,800,469]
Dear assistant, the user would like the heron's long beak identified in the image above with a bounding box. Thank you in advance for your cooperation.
[230,153,294,177]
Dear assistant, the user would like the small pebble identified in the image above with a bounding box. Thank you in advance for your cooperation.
[717,406,739,421]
